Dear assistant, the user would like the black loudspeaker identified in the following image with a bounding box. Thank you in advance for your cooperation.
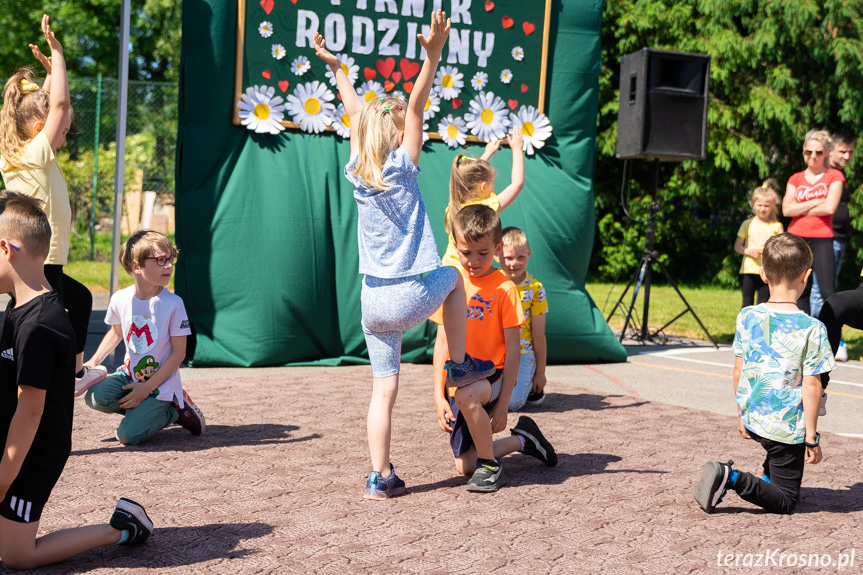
[615,48,710,161]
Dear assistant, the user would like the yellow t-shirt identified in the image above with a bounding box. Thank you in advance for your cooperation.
[0,131,71,265]
[737,217,783,274]
[516,272,548,354]
[441,193,500,268]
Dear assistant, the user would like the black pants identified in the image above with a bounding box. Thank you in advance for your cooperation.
[44,265,92,355]
[817,282,863,388]
[796,236,835,315]
[741,274,769,308]
[732,430,806,515]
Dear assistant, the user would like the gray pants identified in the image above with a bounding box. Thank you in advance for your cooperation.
[85,372,178,445]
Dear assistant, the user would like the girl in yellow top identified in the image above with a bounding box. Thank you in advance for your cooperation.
[441,127,525,268]
[734,180,784,308]
[0,15,104,390]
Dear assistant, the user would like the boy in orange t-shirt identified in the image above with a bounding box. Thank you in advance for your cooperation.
[432,205,557,493]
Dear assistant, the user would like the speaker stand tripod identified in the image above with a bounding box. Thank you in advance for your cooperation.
[606,160,717,347]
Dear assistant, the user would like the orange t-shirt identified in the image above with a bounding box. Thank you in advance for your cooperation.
[431,268,525,374]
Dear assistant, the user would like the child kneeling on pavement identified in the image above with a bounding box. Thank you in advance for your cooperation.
[80,230,205,445]
[695,233,833,514]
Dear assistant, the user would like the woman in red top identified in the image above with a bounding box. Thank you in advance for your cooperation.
[783,129,845,314]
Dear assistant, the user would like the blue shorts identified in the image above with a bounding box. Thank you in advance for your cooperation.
[447,369,503,457]
[361,266,459,378]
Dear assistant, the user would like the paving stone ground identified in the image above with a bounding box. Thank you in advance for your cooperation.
[10,364,863,574]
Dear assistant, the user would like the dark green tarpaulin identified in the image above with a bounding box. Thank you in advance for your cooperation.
[176,0,626,367]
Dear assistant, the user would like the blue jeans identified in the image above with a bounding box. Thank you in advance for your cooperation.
[508,352,536,411]
[810,239,846,319]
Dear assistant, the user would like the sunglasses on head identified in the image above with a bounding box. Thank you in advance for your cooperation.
[803,149,824,157]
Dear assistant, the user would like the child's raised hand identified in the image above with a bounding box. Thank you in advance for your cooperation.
[41,14,63,54]
[29,42,51,72]
[312,32,340,68]
[508,125,524,153]
[483,138,502,158]
[417,9,451,58]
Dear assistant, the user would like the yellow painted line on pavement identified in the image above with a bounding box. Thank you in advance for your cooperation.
[628,360,863,401]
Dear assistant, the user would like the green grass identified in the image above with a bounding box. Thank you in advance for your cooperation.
[61,262,863,360]
[585,281,863,360]
[64,260,173,293]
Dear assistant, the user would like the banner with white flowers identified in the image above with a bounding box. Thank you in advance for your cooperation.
[233,0,553,153]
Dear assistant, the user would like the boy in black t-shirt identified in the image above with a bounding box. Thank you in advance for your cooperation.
[0,191,152,568]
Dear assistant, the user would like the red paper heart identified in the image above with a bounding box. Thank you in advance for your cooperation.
[399,58,420,80]
[521,84,529,93]
[391,71,402,83]
[485,0,494,11]
[502,16,514,29]
[337,93,342,101]
[376,57,396,79]
[403,81,415,93]
[507,99,518,110]
[452,98,463,109]
[260,0,274,14]
[278,80,289,92]
[384,80,395,92]
[262,69,271,79]
[289,0,297,3]
[523,21,536,35]
[364,67,377,81]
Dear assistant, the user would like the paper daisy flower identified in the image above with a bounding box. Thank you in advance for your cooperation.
[437,114,468,148]
[391,91,406,102]
[511,47,525,61]
[423,122,430,143]
[271,44,286,60]
[324,53,359,87]
[434,65,464,100]
[510,105,553,155]
[332,103,351,139]
[291,55,311,76]
[357,80,385,104]
[465,91,511,142]
[471,71,489,91]
[258,21,273,38]
[286,81,336,134]
[500,69,513,84]
[237,85,286,134]
[423,91,441,121]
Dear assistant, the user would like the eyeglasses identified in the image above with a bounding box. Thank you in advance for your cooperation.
[803,149,824,157]
[145,256,176,266]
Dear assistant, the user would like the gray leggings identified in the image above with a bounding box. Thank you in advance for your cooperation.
[362,266,459,377]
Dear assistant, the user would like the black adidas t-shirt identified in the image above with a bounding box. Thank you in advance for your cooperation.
[0,292,75,485]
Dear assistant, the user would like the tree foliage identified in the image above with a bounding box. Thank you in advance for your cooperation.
[0,0,180,81]
[595,0,863,290]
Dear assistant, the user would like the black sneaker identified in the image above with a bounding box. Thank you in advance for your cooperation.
[511,416,557,467]
[694,460,734,514]
[525,390,546,407]
[466,460,506,492]
[110,498,153,545]
[445,354,496,388]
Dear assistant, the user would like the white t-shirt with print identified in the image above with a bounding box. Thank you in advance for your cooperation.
[105,285,192,406]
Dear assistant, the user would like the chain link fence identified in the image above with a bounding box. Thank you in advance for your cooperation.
[0,76,178,261]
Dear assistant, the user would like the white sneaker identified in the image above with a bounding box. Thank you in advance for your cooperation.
[74,365,108,396]
[836,342,848,362]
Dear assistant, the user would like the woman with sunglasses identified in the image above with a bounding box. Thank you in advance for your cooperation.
[782,129,845,315]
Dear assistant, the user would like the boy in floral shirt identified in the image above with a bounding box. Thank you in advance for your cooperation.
[694,233,833,515]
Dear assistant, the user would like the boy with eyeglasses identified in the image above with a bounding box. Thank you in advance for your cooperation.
[81,230,205,444]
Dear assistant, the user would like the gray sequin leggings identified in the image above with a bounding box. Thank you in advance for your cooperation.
[362,266,459,377]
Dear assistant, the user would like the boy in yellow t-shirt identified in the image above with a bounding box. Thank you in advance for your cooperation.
[432,205,556,493]
[496,227,549,411]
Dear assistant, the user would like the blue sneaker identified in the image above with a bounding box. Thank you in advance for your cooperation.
[445,353,495,388]
[363,464,406,500]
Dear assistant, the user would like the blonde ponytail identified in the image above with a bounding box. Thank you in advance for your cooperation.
[0,67,50,167]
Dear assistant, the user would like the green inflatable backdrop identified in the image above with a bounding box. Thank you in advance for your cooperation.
[176,0,627,367]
